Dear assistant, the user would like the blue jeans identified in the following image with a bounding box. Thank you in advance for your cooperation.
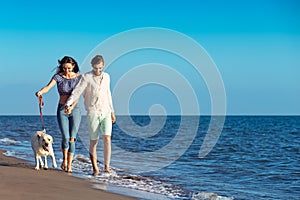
[57,104,81,154]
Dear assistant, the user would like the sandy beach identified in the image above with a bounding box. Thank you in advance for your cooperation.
[0,150,136,200]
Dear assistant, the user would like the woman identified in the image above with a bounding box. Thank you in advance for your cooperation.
[36,56,81,173]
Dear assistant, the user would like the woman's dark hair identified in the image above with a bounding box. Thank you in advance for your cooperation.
[57,56,79,73]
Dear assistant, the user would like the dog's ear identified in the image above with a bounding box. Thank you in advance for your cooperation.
[49,135,54,144]
[36,131,43,139]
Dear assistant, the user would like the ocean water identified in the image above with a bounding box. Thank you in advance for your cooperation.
[0,115,299,200]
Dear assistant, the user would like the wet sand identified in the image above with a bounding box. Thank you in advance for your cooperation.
[0,150,136,200]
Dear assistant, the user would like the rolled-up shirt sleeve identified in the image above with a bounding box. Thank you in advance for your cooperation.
[66,74,87,106]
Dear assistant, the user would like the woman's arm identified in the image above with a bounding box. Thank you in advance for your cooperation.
[36,78,56,97]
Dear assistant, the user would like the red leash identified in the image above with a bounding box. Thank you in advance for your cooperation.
[38,95,45,131]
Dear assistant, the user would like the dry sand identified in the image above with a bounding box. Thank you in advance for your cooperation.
[0,150,136,200]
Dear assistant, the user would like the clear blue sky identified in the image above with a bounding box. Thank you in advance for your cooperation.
[0,0,299,115]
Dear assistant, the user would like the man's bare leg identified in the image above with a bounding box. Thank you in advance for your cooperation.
[103,135,111,173]
[89,139,99,176]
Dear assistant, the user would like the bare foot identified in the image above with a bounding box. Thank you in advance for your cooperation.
[93,169,100,176]
[67,167,73,173]
[61,162,67,171]
[104,166,111,174]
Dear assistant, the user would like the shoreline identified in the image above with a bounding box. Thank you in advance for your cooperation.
[0,149,137,200]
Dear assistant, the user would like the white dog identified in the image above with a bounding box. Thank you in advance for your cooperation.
[31,130,57,170]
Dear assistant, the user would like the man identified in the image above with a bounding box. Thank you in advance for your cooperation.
[65,55,116,175]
